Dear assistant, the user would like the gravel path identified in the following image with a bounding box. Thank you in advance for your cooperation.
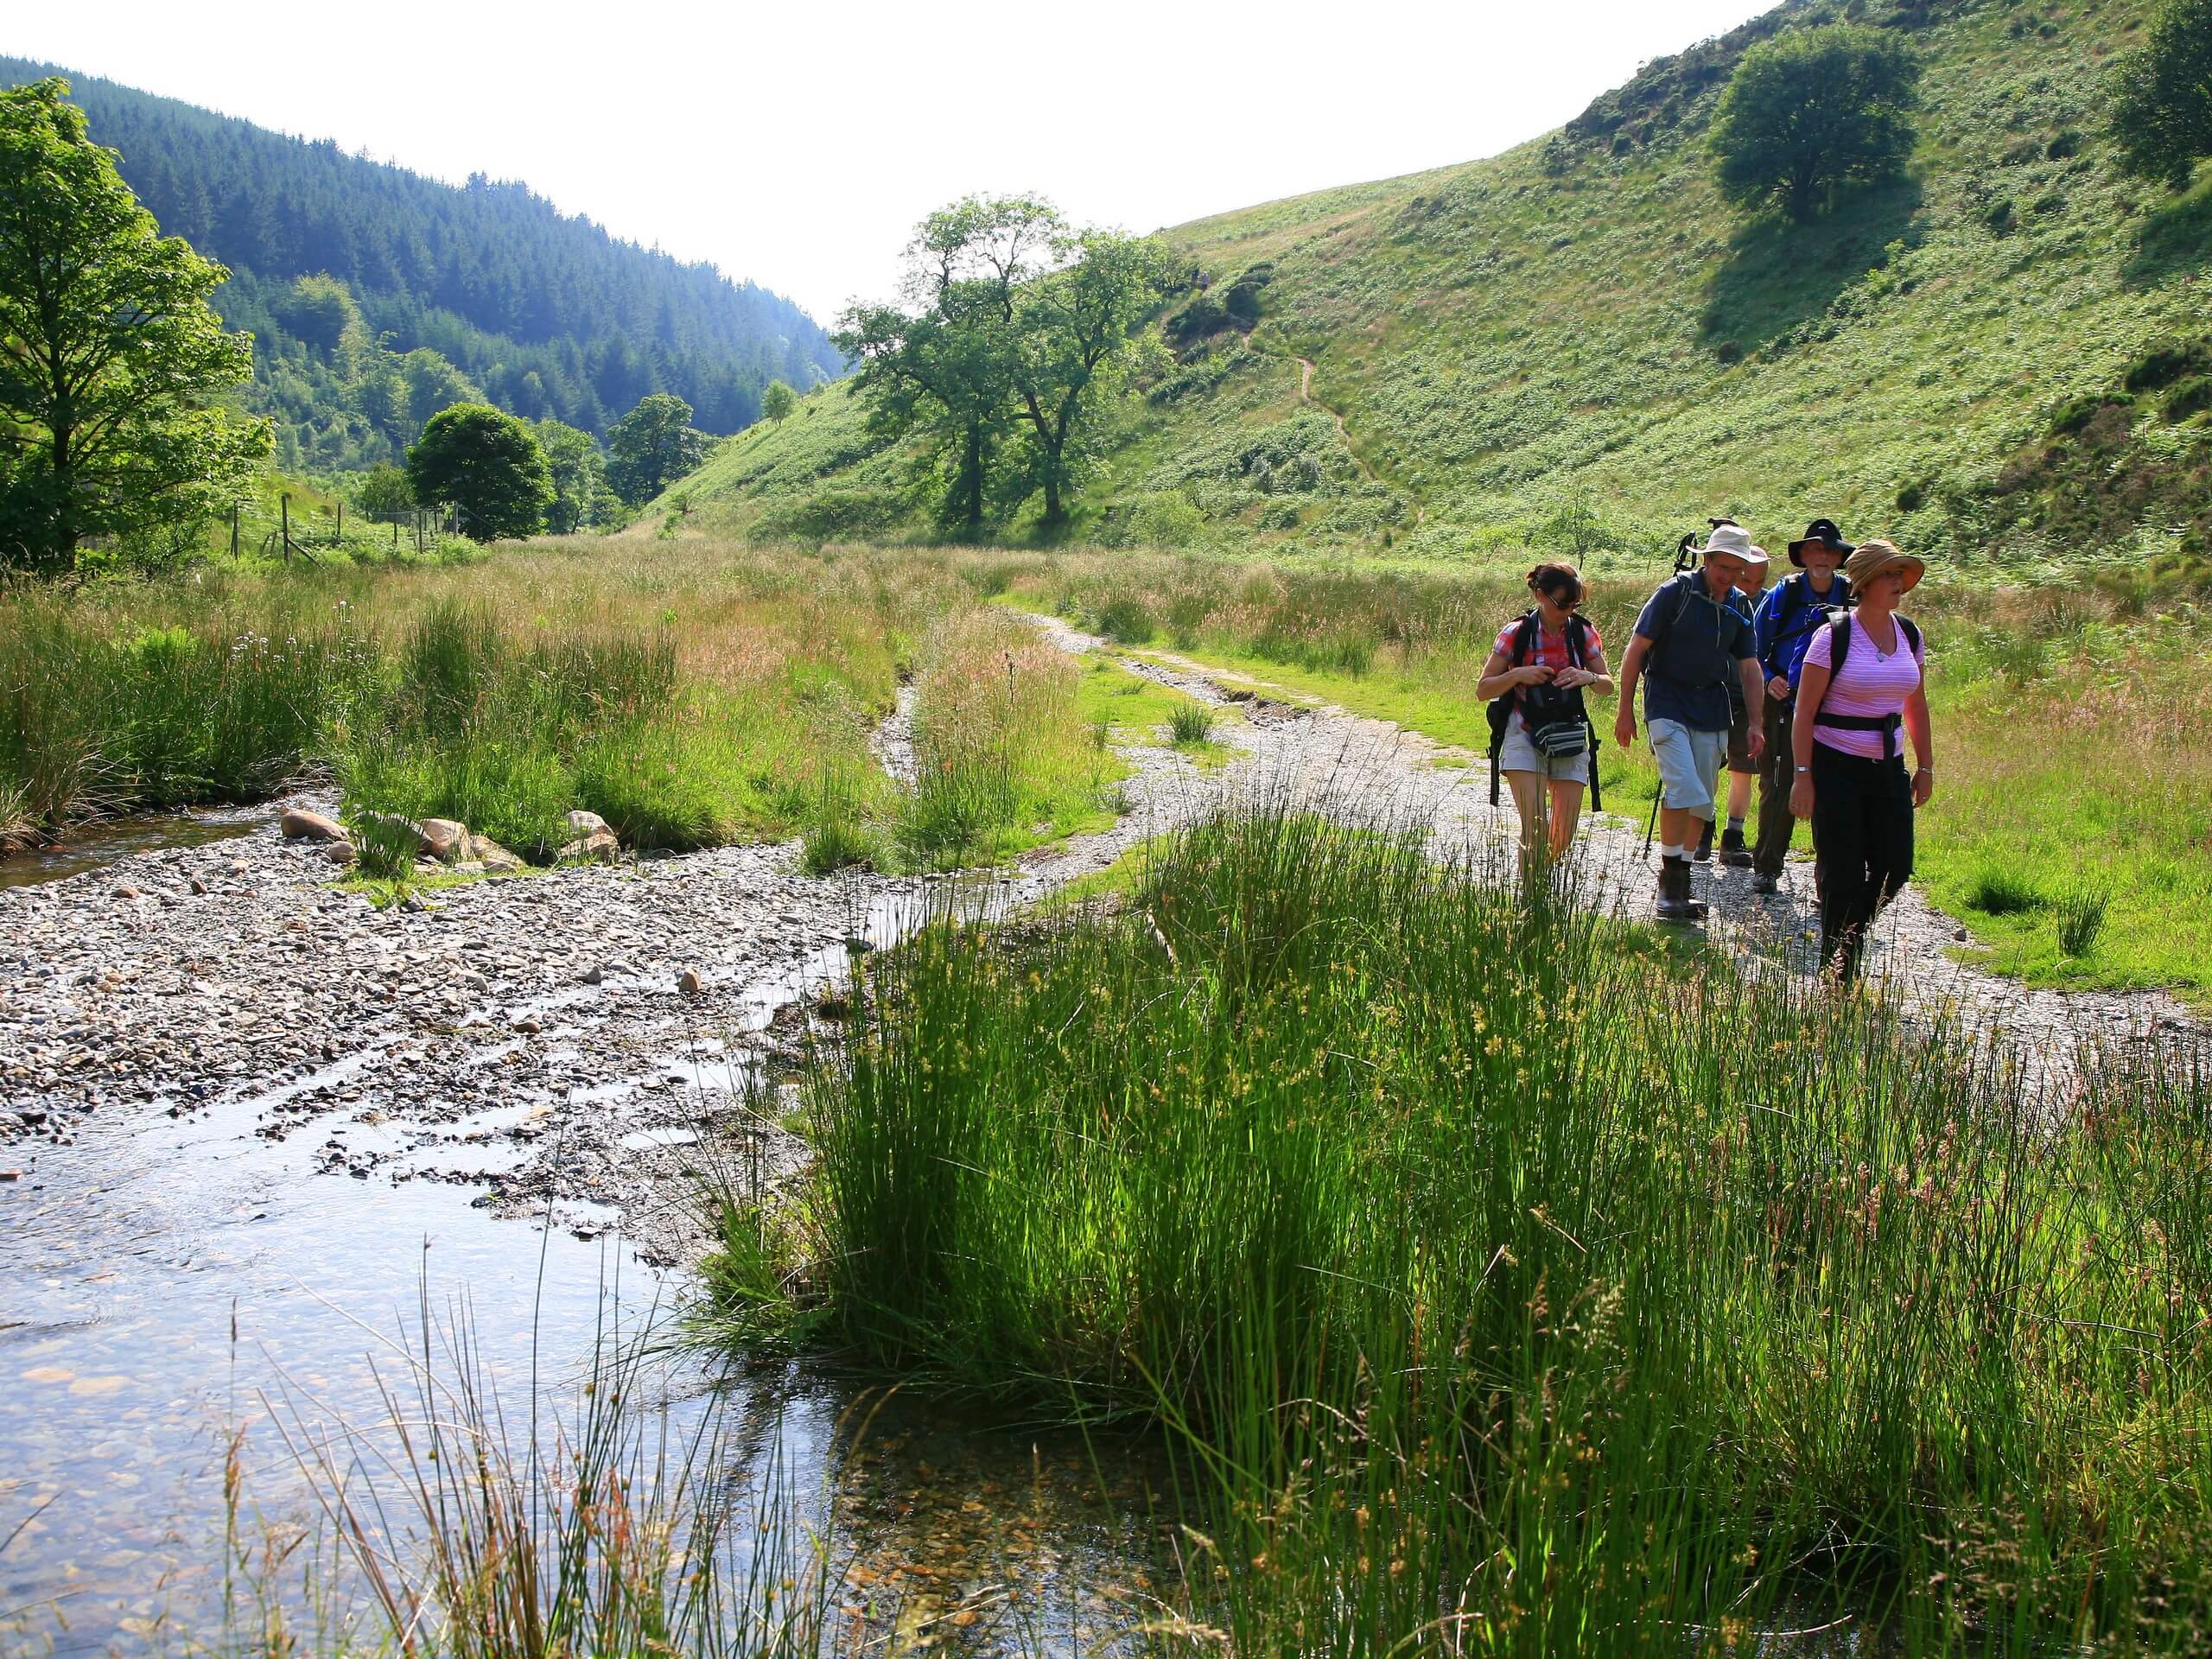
[1024,613,2206,1092]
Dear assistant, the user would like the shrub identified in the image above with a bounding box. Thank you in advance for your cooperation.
[1091,595,1156,645]
[2123,339,2203,394]
[2164,375,2212,422]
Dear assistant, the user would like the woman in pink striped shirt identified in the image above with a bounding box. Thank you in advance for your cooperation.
[1786,540,1936,982]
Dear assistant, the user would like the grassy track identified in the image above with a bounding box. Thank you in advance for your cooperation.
[737,805,2212,1651]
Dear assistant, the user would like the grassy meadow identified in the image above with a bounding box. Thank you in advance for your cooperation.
[975,548,2212,1004]
[0,540,1141,875]
[725,806,2212,1653]
[661,0,2212,576]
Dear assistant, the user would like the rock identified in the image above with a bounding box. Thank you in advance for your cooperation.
[677,968,704,995]
[0,1170,18,1182]
[187,875,208,896]
[401,893,429,914]
[112,885,140,900]
[564,809,611,840]
[281,807,348,842]
[557,830,620,865]
[354,810,437,857]
[419,818,470,861]
[322,842,359,868]
[582,965,605,986]
[473,837,527,874]
[1954,927,1968,941]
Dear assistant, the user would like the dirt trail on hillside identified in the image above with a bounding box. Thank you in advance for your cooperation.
[1291,353,1425,529]
[1024,613,2204,1095]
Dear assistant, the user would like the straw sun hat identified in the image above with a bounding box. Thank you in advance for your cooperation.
[1842,538,1924,594]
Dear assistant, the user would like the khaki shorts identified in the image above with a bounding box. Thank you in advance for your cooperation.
[1648,717,1726,818]
[1497,721,1591,785]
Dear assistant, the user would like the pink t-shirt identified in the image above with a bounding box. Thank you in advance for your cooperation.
[1803,614,1923,760]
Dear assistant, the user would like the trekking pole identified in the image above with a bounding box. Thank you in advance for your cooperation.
[1643,786,1660,857]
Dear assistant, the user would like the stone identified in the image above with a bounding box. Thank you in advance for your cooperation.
[557,830,620,865]
[473,837,527,874]
[582,965,605,986]
[322,842,359,868]
[419,818,470,861]
[354,810,437,857]
[280,807,348,842]
[564,809,611,840]
[677,968,704,995]
[112,885,141,900]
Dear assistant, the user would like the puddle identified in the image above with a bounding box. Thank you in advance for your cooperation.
[618,1125,702,1151]
[0,810,261,891]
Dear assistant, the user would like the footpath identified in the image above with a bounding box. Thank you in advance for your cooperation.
[1023,612,2205,1099]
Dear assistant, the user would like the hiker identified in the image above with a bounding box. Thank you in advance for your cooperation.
[1614,523,1766,920]
[1709,538,1771,867]
[1478,563,1612,872]
[1750,518,1854,895]
[1788,539,1935,982]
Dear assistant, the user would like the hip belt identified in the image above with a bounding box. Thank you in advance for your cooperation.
[1815,710,1903,760]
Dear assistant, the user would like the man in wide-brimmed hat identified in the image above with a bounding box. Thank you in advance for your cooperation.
[1749,518,1854,895]
[1614,522,1768,921]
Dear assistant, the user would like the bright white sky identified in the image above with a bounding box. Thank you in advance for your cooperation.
[13,0,1768,326]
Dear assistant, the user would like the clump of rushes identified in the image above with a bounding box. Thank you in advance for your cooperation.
[788,802,2212,1649]
[1166,700,1216,746]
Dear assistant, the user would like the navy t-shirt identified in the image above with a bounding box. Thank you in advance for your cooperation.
[1633,571,1757,732]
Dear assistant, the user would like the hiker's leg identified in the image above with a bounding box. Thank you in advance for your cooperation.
[1812,746,1875,979]
[1546,777,1586,860]
[1648,719,1714,855]
[1751,696,1795,879]
[1503,767,1545,868]
[1867,758,1916,918]
[1727,766,1753,821]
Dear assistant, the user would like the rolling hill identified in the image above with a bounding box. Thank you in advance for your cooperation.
[0,58,844,474]
[673,0,2211,575]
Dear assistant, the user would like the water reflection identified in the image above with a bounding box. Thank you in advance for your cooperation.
[0,1062,1166,1655]
[0,812,258,891]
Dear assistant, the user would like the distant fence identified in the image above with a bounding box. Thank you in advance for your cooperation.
[226,494,470,563]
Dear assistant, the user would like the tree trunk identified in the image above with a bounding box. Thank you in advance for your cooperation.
[961,417,985,535]
[1041,471,1065,529]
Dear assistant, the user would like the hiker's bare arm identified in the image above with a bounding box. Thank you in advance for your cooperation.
[1477,649,1551,701]
[1906,683,1935,807]
[1738,658,1767,758]
[1613,638,1649,746]
[1789,660,1831,818]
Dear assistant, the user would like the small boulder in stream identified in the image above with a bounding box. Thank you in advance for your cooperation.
[280,807,348,842]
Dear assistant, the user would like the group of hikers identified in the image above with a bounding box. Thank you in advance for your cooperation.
[1478,517,1936,981]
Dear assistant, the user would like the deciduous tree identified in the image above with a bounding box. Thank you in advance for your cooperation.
[606,391,711,505]
[534,417,604,532]
[760,379,798,423]
[2111,0,2212,189]
[0,77,269,577]
[1710,26,1922,223]
[406,402,551,541]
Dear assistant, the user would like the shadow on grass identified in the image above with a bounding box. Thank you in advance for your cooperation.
[2123,175,2212,288]
[1700,175,1924,354]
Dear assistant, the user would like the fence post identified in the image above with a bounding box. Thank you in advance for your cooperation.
[335,502,342,543]
[281,493,290,563]
[230,504,239,560]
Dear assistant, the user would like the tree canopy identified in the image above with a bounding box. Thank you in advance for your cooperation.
[836,195,1177,532]
[606,392,714,505]
[761,380,798,423]
[0,77,268,578]
[2111,0,2212,189]
[1710,25,1922,223]
[406,403,552,541]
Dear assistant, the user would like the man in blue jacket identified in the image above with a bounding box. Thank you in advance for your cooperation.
[1749,518,1853,895]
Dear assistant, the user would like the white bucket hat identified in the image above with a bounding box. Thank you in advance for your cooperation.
[1694,523,1762,562]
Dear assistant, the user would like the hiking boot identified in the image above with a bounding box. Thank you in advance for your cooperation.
[1694,819,1714,862]
[1719,825,1753,868]
[1751,871,1780,896]
[1656,855,1707,922]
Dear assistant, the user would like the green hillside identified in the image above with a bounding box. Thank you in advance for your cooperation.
[674,0,2211,574]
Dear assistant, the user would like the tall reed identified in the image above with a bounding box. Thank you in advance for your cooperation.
[793,802,2212,1650]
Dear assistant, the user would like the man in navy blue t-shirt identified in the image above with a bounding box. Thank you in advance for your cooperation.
[1613,523,1767,920]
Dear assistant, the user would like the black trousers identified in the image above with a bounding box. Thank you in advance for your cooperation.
[1810,741,1913,979]
[1751,694,1800,880]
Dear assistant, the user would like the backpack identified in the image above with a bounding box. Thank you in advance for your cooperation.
[1487,611,1603,810]
[1813,611,1923,761]
[1764,571,1851,671]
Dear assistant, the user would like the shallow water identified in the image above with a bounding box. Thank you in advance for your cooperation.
[0,812,260,892]
[1,879,1166,1657]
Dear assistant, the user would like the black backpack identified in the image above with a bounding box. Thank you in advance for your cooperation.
[1813,610,1923,761]
[1486,611,1603,810]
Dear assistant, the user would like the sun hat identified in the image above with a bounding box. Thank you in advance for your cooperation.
[1694,523,1759,561]
[1786,517,1856,567]
[1738,542,1771,572]
[1841,537,1923,594]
